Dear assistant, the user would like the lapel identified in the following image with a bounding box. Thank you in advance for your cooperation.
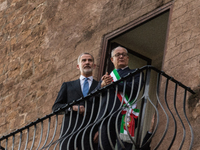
[70,79,98,97]
[88,79,98,93]
[70,79,83,97]
[118,67,131,77]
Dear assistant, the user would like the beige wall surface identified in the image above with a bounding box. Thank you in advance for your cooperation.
[162,0,200,149]
[0,0,199,149]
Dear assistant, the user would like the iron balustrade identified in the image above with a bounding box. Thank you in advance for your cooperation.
[0,66,195,150]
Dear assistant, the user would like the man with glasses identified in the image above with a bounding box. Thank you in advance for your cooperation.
[94,46,144,150]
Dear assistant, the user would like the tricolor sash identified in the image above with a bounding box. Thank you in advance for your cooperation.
[110,69,139,142]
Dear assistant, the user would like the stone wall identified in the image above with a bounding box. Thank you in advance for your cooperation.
[0,0,199,149]
[164,0,200,88]
[161,0,200,149]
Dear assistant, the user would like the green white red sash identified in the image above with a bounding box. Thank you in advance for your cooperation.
[110,69,139,141]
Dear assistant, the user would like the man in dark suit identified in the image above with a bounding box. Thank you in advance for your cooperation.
[93,46,144,150]
[52,53,99,150]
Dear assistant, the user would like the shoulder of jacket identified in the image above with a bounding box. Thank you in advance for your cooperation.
[62,79,79,84]
[93,79,98,82]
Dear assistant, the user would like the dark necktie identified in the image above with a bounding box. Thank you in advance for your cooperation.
[83,78,89,97]
[117,68,121,72]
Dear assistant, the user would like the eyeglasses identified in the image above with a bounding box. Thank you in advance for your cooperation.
[113,53,128,57]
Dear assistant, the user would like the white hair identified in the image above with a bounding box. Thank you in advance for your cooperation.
[111,46,128,57]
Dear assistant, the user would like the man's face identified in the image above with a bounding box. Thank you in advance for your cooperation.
[77,54,96,77]
[111,47,129,69]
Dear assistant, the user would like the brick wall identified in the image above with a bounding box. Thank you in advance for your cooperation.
[164,0,200,88]
[162,0,200,149]
[0,0,199,149]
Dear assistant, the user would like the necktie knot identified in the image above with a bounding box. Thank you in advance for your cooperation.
[117,68,121,72]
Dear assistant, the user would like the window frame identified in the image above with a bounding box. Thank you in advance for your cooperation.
[97,2,173,80]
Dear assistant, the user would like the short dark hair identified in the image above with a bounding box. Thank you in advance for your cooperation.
[77,53,94,64]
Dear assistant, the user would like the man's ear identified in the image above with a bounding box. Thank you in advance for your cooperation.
[77,64,80,70]
[110,57,113,63]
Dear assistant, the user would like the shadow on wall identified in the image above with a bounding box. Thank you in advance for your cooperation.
[188,85,200,120]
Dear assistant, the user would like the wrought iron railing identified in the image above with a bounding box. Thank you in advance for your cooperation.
[0,66,195,150]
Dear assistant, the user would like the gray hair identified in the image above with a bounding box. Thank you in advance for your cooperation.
[111,46,128,57]
[77,52,94,64]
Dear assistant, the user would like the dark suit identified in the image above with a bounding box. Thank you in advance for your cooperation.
[141,132,152,150]
[0,146,5,150]
[52,78,98,150]
[96,67,143,150]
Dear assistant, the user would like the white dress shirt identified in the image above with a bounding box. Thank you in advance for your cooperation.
[80,75,93,92]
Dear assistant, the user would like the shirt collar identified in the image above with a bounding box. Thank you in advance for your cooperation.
[116,66,128,70]
[80,75,93,81]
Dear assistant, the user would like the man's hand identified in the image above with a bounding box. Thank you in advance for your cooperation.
[93,131,99,143]
[101,72,113,87]
[72,105,85,115]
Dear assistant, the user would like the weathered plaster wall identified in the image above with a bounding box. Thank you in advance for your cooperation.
[160,0,200,149]
[0,0,199,149]
[0,0,169,134]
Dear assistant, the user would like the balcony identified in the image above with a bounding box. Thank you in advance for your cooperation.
[0,66,195,150]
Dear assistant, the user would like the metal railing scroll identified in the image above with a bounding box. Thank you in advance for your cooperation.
[0,66,195,150]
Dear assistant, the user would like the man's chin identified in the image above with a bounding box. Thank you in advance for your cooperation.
[118,64,127,68]
[83,69,92,75]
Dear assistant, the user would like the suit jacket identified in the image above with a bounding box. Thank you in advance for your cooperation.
[53,78,98,106]
[141,132,152,150]
[96,67,143,120]
[52,78,98,149]
[95,67,144,150]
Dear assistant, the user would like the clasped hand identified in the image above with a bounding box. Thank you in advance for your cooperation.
[101,72,113,87]
[72,105,85,115]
